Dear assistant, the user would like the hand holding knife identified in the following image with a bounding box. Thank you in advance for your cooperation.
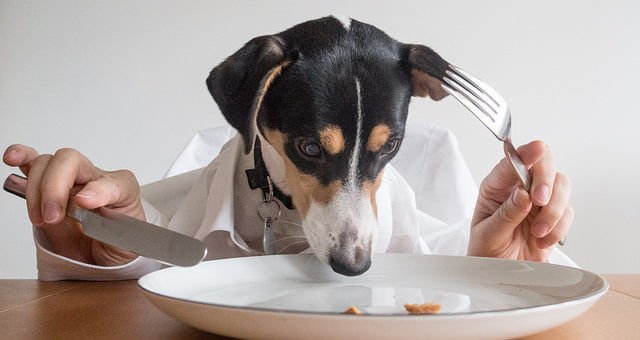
[4,174,207,267]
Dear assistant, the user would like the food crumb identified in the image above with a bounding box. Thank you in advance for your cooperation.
[343,306,363,315]
[404,303,441,314]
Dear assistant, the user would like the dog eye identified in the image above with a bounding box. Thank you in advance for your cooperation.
[297,139,324,159]
[380,138,400,155]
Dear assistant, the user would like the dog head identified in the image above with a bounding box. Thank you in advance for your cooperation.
[206,17,449,276]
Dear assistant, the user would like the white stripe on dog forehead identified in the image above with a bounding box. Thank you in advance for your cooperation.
[347,78,363,192]
[332,15,351,30]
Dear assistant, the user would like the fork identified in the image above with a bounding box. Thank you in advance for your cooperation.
[441,65,532,192]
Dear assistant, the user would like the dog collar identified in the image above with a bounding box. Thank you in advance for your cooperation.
[245,138,295,210]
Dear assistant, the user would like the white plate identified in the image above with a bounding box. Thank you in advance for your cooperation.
[138,254,607,339]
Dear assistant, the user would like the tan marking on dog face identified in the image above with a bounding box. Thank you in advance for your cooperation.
[367,124,392,152]
[320,125,345,155]
[263,128,342,217]
[362,170,385,218]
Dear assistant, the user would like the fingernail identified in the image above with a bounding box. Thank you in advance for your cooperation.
[75,190,96,199]
[43,202,61,224]
[531,222,548,238]
[512,188,528,207]
[535,185,550,204]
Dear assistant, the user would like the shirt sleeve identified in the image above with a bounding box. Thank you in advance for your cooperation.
[35,198,165,281]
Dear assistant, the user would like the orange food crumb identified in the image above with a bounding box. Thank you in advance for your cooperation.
[344,306,363,315]
[404,303,441,314]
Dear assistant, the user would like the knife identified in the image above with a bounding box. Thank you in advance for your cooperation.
[3,173,207,267]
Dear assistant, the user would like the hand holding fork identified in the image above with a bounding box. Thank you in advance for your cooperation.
[441,65,573,261]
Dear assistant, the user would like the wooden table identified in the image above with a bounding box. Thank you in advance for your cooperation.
[1,275,638,339]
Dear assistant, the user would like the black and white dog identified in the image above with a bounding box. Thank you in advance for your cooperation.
[206,16,449,276]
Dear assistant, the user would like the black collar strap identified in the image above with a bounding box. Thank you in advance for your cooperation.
[245,138,295,210]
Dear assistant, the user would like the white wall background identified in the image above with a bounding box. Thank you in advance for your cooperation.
[1,0,638,278]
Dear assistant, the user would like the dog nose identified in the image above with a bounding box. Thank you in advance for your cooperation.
[329,255,371,276]
[328,246,372,276]
[326,229,373,276]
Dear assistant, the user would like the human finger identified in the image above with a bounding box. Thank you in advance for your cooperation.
[479,141,546,203]
[537,205,574,249]
[3,144,40,175]
[526,142,556,206]
[39,148,103,225]
[476,186,532,239]
[514,140,546,167]
[24,154,53,226]
[530,172,572,238]
[74,170,143,216]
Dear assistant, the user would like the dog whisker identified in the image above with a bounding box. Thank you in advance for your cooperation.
[263,236,307,250]
[276,240,310,255]
[271,235,308,243]
[262,235,308,255]
[276,220,304,228]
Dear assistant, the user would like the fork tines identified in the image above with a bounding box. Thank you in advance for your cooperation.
[441,65,510,139]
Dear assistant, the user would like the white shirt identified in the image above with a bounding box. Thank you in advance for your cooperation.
[33,123,576,281]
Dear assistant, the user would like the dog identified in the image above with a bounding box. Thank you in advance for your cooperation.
[206,16,450,276]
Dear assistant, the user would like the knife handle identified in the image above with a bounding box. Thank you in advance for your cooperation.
[4,173,84,221]
[3,174,27,199]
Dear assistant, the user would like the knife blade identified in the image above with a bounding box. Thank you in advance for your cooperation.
[3,173,207,267]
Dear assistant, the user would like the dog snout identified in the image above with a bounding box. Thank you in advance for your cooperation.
[328,231,372,276]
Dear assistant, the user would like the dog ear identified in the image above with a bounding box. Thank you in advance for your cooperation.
[402,44,450,101]
[206,35,293,153]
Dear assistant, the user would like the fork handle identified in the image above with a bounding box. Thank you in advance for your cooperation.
[503,138,532,192]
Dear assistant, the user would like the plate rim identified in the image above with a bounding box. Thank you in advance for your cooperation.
[137,254,609,318]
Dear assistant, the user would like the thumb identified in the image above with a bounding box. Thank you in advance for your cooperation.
[478,187,532,239]
[72,170,143,216]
